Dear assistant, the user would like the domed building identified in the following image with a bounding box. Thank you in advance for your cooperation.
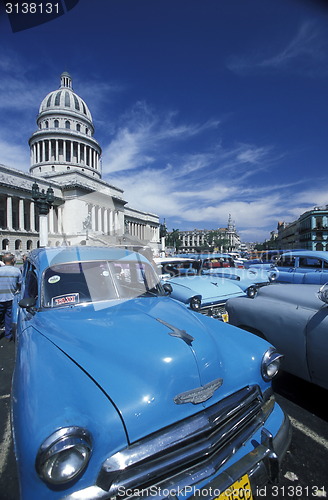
[0,73,160,255]
[29,72,102,180]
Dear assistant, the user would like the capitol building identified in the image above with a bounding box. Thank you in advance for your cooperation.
[0,72,160,255]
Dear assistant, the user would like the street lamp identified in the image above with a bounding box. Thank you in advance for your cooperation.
[32,182,55,247]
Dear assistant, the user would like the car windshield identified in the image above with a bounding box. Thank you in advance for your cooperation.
[42,259,163,308]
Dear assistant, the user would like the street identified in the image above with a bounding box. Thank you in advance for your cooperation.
[1,336,328,500]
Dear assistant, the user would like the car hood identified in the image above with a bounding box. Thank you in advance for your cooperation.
[169,276,245,303]
[31,297,233,443]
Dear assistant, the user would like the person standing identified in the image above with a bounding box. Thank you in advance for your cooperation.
[0,254,22,342]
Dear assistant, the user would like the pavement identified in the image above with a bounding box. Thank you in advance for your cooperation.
[0,335,20,500]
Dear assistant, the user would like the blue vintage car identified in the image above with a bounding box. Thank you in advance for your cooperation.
[227,282,328,390]
[174,254,276,286]
[155,257,270,320]
[12,246,290,499]
[248,250,328,284]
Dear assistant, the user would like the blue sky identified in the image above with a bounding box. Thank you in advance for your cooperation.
[1,0,328,242]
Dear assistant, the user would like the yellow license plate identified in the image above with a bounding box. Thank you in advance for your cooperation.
[221,313,229,322]
[216,474,253,500]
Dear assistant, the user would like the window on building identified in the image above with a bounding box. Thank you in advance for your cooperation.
[55,91,62,106]
[54,120,59,128]
[65,121,70,129]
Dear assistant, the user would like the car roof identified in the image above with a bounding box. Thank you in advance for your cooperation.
[27,246,148,271]
[280,250,328,260]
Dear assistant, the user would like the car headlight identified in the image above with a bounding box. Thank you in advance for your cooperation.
[318,283,328,304]
[246,286,257,298]
[261,347,283,381]
[36,427,92,485]
[190,296,202,311]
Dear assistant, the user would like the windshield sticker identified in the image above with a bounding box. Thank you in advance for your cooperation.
[51,293,79,307]
[48,275,61,284]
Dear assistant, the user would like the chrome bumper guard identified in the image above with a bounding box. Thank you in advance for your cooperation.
[62,391,291,500]
[200,302,227,319]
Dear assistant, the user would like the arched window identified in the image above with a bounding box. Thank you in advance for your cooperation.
[73,95,80,111]
[55,91,62,106]
[45,120,49,129]
[2,239,9,251]
[65,91,70,107]
[76,123,81,132]
[65,121,70,129]
[54,119,59,128]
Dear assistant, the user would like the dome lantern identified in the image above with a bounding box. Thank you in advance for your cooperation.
[60,71,73,89]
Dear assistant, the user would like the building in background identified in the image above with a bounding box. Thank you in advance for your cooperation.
[0,73,160,256]
[170,215,240,253]
[273,205,328,250]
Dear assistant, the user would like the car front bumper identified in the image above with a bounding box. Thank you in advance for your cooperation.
[62,403,291,500]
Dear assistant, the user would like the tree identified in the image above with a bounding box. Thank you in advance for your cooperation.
[165,229,182,251]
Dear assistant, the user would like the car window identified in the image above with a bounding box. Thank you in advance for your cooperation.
[42,260,162,308]
[299,257,322,269]
[23,267,38,301]
[276,256,296,267]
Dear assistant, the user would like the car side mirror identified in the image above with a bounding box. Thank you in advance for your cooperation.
[163,283,173,295]
[19,297,37,311]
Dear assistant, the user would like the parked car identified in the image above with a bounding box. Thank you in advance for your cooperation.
[154,257,257,322]
[248,250,328,284]
[12,246,290,499]
[174,253,276,284]
[227,282,328,390]
[244,250,285,268]
[155,257,272,320]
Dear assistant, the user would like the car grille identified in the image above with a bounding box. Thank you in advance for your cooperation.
[200,301,227,319]
[97,385,273,498]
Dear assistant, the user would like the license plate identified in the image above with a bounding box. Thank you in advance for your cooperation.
[215,474,253,500]
[221,313,229,322]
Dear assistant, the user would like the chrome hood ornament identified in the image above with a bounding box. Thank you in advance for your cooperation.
[174,378,223,405]
[156,318,194,346]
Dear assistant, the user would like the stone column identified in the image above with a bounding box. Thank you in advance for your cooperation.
[19,198,25,231]
[6,196,13,229]
[30,201,35,232]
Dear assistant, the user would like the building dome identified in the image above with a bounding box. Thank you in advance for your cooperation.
[39,72,93,123]
[29,73,102,180]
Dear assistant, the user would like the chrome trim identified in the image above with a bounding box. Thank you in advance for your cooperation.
[96,386,268,496]
[62,389,290,500]
[174,378,224,405]
[200,302,227,319]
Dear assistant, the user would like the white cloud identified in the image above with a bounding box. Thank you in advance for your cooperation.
[227,20,328,76]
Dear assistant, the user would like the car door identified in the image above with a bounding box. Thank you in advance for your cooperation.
[306,305,328,390]
[298,257,323,284]
[276,255,297,283]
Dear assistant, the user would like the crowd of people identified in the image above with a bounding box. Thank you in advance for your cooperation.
[0,253,22,342]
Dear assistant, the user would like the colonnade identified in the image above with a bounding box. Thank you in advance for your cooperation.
[31,139,100,170]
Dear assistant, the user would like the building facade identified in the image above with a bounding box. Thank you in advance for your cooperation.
[275,206,328,251]
[174,215,241,253]
[0,73,160,256]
